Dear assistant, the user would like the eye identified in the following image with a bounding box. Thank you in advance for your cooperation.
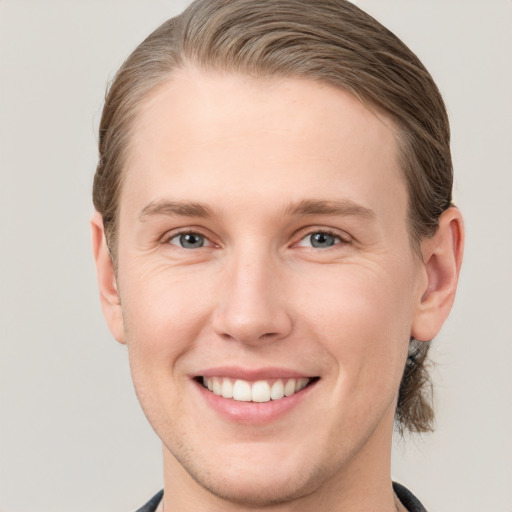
[168,232,210,249]
[297,231,343,248]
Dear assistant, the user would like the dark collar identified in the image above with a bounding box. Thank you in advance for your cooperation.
[393,482,428,512]
[134,489,163,512]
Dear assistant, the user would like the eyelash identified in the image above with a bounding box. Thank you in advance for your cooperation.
[162,227,351,251]
[295,228,351,249]
[165,231,213,249]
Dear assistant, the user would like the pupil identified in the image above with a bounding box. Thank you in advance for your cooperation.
[180,233,204,248]
[311,232,335,248]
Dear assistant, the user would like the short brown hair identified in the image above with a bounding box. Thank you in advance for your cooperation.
[93,0,453,433]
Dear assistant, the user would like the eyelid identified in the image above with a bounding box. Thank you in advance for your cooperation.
[293,227,352,247]
[158,225,351,249]
[170,233,211,248]
[160,227,217,247]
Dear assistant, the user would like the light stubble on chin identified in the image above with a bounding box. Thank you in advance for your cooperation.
[164,438,347,509]
[158,397,394,509]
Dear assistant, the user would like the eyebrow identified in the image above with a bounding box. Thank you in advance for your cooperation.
[138,198,375,222]
[284,199,375,219]
[138,200,215,221]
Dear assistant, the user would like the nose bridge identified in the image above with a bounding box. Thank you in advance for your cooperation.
[212,244,292,345]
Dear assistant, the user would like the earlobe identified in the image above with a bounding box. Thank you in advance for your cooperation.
[411,207,464,342]
[91,212,126,344]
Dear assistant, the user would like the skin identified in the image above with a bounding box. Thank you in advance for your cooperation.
[92,69,464,511]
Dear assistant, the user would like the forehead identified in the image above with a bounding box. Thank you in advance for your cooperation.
[130,68,398,159]
[121,68,406,223]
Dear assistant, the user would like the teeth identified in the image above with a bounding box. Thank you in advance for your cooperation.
[284,379,296,396]
[251,380,270,402]
[212,377,222,396]
[221,378,233,398]
[201,377,311,402]
[232,380,252,401]
[297,377,309,391]
[270,380,284,400]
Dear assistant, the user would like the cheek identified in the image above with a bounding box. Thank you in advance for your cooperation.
[118,264,216,430]
[118,261,216,369]
[296,260,417,383]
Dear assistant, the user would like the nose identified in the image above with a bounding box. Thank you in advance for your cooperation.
[211,251,293,346]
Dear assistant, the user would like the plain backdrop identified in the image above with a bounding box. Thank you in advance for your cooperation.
[1,1,511,511]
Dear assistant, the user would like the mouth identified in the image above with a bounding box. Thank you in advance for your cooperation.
[195,376,320,403]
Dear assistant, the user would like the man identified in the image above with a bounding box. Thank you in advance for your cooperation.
[91,1,464,510]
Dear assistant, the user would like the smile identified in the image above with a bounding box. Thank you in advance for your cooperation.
[200,377,315,402]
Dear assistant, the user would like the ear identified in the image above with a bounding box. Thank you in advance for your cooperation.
[91,211,126,344]
[411,207,464,341]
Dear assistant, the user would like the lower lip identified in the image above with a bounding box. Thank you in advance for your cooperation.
[193,379,317,425]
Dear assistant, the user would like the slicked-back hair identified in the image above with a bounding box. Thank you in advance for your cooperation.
[93,0,453,433]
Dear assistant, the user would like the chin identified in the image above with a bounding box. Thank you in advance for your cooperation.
[170,442,326,508]
[190,464,321,507]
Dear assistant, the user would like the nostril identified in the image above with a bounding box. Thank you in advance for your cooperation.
[259,332,279,340]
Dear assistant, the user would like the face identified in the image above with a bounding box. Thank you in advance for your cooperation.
[104,70,430,506]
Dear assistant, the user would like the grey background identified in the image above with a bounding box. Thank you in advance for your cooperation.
[1,1,511,511]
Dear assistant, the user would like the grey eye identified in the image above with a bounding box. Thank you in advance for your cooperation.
[170,233,207,249]
[310,232,337,248]
[297,232,340,248]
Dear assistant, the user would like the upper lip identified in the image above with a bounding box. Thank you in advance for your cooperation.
[195,366,316,381]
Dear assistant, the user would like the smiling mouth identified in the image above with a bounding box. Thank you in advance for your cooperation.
[196,376,319,403]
